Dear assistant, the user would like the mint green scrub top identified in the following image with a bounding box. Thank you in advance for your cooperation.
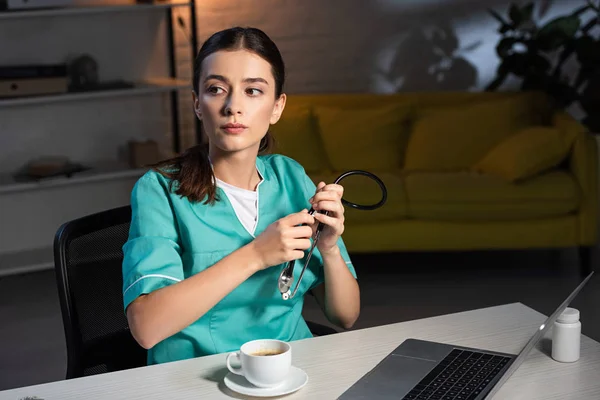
[122,154,356,365]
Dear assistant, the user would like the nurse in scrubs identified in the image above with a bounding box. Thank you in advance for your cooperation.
[122,26,360,365]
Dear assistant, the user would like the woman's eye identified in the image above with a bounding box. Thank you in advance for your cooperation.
[207,86,224,95]
[246,88,262,96]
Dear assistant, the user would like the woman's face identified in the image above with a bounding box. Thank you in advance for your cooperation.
[194,49,286,155]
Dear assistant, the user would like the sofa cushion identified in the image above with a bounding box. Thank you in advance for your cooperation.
[307,171,408,223]
[405,170,580,220]
[270,105,331,173]
[404,93,553,172]
[472,126,576,182]
[313,103,413,171]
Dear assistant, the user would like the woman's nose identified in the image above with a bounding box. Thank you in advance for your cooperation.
[224,106,241,115]
[224,93,243,115]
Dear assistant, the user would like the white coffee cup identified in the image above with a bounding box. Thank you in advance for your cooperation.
[226,339,292,388]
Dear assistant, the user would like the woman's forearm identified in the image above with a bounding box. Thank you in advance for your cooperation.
[320,246,360,329]
[127,243,262,349]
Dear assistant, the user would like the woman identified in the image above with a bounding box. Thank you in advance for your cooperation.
[122,26,360,365]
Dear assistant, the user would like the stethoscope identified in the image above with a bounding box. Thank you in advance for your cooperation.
[277,170,388,300]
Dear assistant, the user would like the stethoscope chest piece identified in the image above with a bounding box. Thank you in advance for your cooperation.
[277,170,388,300]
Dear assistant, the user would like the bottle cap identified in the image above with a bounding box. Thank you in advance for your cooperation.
[557,307,580,324]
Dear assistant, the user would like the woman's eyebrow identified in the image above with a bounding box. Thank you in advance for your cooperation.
[243,77,269,85]
[204,74,229,83]
[204,75,268,85]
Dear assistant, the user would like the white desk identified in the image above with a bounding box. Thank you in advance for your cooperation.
[1,303,599,400]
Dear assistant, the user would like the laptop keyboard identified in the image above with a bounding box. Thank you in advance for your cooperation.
[401,349,512,400]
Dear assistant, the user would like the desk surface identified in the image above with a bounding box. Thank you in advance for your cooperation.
[1,303,599,400]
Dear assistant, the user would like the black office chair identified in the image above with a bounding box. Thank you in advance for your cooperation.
[54,205,337,379]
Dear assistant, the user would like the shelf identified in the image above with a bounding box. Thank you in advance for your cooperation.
[0,77,191,107]
[0,1,192,20]
[0,162,148,194]
[0,247,54,277]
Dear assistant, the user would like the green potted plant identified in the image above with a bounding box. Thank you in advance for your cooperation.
[486,1,600,132]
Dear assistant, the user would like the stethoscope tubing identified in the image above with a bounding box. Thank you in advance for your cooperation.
[278,170,388,300]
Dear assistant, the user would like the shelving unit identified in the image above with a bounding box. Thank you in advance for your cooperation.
[0,0,199,153]
[0,0,200,276]
[0,1,192,20]
[0,162,148,194]
[0,77,190,107]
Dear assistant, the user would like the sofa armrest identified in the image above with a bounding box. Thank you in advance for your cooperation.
[553,111,598,245]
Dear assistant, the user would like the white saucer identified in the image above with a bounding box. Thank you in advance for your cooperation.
[223,366,308,397]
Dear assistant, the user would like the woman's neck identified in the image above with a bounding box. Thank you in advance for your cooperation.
[208,147,262,191]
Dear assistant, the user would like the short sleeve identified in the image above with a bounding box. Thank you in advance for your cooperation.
[122,172,185,311]
[301,170,357,290]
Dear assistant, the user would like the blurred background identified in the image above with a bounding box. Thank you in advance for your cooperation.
[0,0,598,392]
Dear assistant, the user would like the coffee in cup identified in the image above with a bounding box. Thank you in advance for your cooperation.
[226,339,291,388]
[250,349,285,357]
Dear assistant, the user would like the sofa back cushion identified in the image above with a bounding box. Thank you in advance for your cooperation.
[403,92,554,171]
[471,126,577,182]
[285,92,514,111]
[313,102,414,170]
[270,104,331,173]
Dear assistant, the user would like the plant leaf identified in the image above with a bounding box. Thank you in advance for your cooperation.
[536,16,581,51]
[509,3,522,26]
[574,67,593,90]
[485,61,510,91]
[530,53,552,72]
[504,53,529,77]
[571,4,592,17]
[552,40,577,78]
[575,35,600,67]
[522,3,535,21]
[489,8,509,25]
[496,37,519,58]
[582,17,599,34]
[580,73,600,113]
[489,8,513,33]
[432,24,459,55]
[461,40,483,53]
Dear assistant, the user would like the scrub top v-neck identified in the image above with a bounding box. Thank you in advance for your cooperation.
[122,154,356,365]
[215,174,262,237]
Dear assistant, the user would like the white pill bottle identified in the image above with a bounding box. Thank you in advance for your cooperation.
[552,307,581,363]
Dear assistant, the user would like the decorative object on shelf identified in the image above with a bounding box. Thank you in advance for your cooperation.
[128,140,162,168]
[0,0,73,11]
[486,1,600,133]
[0,63,68,99]
[66,53,134,92]
[12,156,89,182]
[67,54,99,90]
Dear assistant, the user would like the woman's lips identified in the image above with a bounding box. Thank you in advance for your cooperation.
[221,123,247,134]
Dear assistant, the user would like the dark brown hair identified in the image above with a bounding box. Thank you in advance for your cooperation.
[152,27,285,204]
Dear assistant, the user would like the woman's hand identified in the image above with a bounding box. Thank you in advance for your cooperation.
[309,182,345,255]
[250,210,315,270]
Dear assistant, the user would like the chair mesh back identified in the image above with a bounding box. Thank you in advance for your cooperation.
[58,207,146,378]
[66,222,131,345]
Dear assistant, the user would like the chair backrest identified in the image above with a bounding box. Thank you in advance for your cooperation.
[54,205,146,379]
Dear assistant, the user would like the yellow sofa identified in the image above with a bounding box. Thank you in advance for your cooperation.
[270,91,598,260]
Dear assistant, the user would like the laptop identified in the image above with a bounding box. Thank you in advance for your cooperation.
[338,271,595,400]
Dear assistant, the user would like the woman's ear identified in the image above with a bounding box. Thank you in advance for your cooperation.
[193,91,202,120]
[270,93,287,124]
